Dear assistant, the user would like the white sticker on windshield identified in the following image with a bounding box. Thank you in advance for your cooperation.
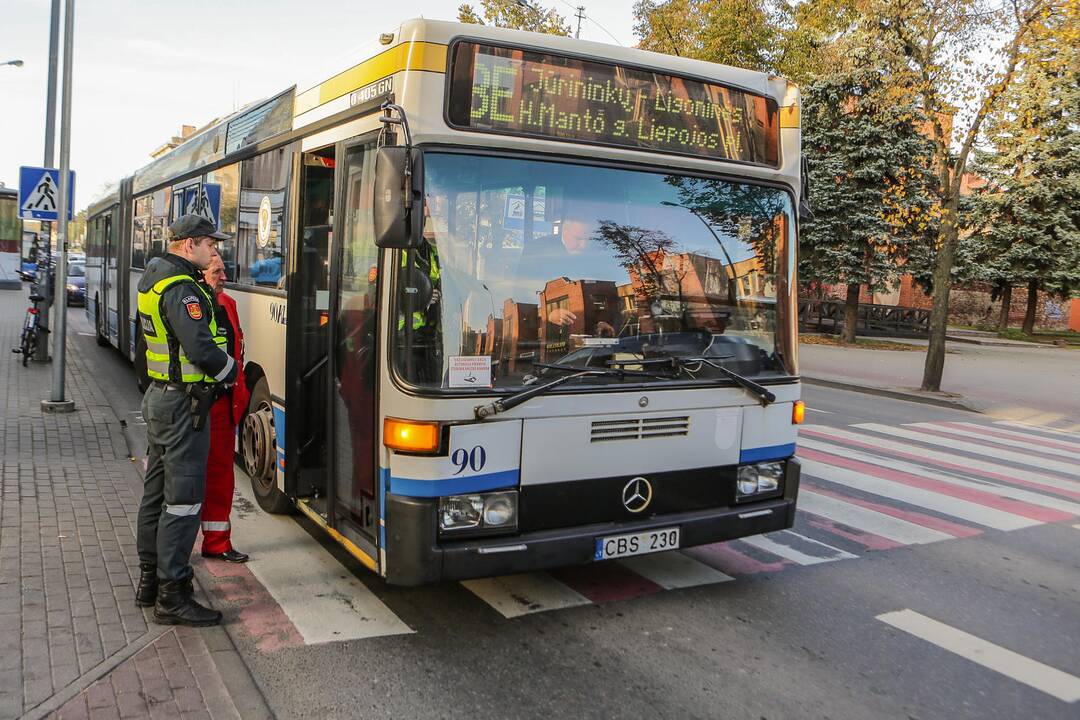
[448,356,492,388]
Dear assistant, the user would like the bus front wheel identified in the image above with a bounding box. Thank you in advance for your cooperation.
[243,378,293,515]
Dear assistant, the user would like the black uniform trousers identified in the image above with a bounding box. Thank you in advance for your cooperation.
[136,384,211,582]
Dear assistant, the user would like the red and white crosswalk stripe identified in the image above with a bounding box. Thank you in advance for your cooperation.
[909,422,1080,462]
[855,423,1080,479]
[798,453,1041,531]
[800,425,1080,500]
[932,421,1080,457]
[996,420,1080,440]
[799,437,1080,518]
[797,488,955,546]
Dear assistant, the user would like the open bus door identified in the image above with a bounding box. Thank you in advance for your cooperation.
[285,136,381,569]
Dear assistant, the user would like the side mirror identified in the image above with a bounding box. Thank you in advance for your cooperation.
[374,147,424,248]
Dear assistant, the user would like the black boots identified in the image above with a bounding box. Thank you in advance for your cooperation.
[201,548,249,563]
[135,563,157,607]
[153,579,222,626]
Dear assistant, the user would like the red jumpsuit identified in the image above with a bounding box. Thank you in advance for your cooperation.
[201,291,250,555]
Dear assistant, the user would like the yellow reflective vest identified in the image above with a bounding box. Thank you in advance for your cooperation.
[398,245,441,331]
[138,275,226,383]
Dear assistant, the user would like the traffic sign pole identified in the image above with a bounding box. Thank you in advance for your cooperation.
[42,0,75,414]
[35,0,61,364]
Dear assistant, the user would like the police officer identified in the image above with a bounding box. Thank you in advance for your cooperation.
[134,214,238,626]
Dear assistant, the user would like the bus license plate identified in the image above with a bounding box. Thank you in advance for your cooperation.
[594,527,680,561]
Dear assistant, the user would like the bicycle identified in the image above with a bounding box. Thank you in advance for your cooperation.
[12,292,47,366]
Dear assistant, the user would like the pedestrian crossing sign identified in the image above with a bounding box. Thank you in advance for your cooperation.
[180,183,221,226]
[18,166,75,221]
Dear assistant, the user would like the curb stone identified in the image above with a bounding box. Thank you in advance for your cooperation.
[801,374,981,413]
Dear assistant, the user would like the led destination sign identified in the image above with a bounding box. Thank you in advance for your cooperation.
[447,42,780,166]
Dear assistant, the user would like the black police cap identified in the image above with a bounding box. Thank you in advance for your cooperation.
[168,214,230,241]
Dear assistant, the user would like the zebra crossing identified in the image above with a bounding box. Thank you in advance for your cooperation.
[457,418,1080,619]
[213,418,1080,643]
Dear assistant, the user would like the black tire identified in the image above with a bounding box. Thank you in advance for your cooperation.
[20,326,33,366]
[242,377,293,515]
[95,296,110,347]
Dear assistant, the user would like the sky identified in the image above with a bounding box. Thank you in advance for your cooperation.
[0,0,639,211]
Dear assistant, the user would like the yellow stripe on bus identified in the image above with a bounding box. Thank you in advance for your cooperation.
[294,41,448,116]
[779,104,800,128]
[296,499,379,572]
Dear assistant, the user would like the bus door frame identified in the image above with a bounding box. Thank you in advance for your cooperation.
[324,132,383,552]
[283,126,382,563]
[283,142,337,503]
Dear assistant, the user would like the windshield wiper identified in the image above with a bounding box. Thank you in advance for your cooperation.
[607,356,776,406]
[474,363,672,420]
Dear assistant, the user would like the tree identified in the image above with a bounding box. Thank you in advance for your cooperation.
[457,0,571,35]
[800,66,937,343]
[863,0,1052,390]
[968,0,1080,334]
[632,0,859,83]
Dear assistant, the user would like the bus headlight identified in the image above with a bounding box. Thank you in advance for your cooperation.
[482,493,516,527]
[439,495,483,530]
[736,462,785,500]
[439,491,518,534]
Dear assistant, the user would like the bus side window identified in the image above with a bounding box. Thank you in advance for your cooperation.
[238,144,295,289]
[131,195,151,270]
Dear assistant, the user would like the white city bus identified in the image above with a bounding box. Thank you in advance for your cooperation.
[86,19,805,585]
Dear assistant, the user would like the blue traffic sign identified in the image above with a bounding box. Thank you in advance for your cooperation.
[180,182,221,227]
[18,166,75,221]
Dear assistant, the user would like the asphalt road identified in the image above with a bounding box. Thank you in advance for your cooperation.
[67,309,1080,720]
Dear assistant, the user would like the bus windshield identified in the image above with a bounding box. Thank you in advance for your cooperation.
[393,153,796,391]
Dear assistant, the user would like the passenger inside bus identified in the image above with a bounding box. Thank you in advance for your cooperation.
[395,202,443,385]
[248,250,283,286]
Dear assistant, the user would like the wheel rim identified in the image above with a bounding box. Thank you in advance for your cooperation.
[242,400,275,488]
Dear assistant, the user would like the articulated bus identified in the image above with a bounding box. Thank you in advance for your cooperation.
[0,186,27,288]
[86,19,805,585]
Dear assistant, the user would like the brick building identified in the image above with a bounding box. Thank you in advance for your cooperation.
[538,278,619,360]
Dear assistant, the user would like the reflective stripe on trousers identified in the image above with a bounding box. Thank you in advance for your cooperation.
[201,521,230,532]
[165,503,203,516]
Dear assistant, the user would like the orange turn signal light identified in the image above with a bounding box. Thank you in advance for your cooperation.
[792,400,805,425]
[383,418,440,453]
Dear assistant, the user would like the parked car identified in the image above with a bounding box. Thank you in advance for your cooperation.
[65,262,86,306]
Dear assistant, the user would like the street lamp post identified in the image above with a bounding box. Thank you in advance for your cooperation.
[41,0,76,413]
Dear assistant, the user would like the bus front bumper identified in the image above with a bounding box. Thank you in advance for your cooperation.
[383,458,800,586]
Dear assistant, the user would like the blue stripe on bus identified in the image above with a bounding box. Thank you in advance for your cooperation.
[740,443,796,464]
[388,469,519,498]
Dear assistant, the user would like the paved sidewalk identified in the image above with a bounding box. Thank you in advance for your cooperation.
[0,289,268,720]
[799,336,1080,429]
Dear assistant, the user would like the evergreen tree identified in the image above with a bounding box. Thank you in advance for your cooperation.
[969,1,1080,334]
[800,66,937,343]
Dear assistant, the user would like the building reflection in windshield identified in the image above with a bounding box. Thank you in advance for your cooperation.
[393,153,795,390]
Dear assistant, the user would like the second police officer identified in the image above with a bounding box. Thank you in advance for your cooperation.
[134,213,238,626]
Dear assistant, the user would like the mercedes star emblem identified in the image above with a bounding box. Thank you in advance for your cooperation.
[622,476,653,513]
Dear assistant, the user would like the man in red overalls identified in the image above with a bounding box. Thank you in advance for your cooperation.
[200,252,250,563]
